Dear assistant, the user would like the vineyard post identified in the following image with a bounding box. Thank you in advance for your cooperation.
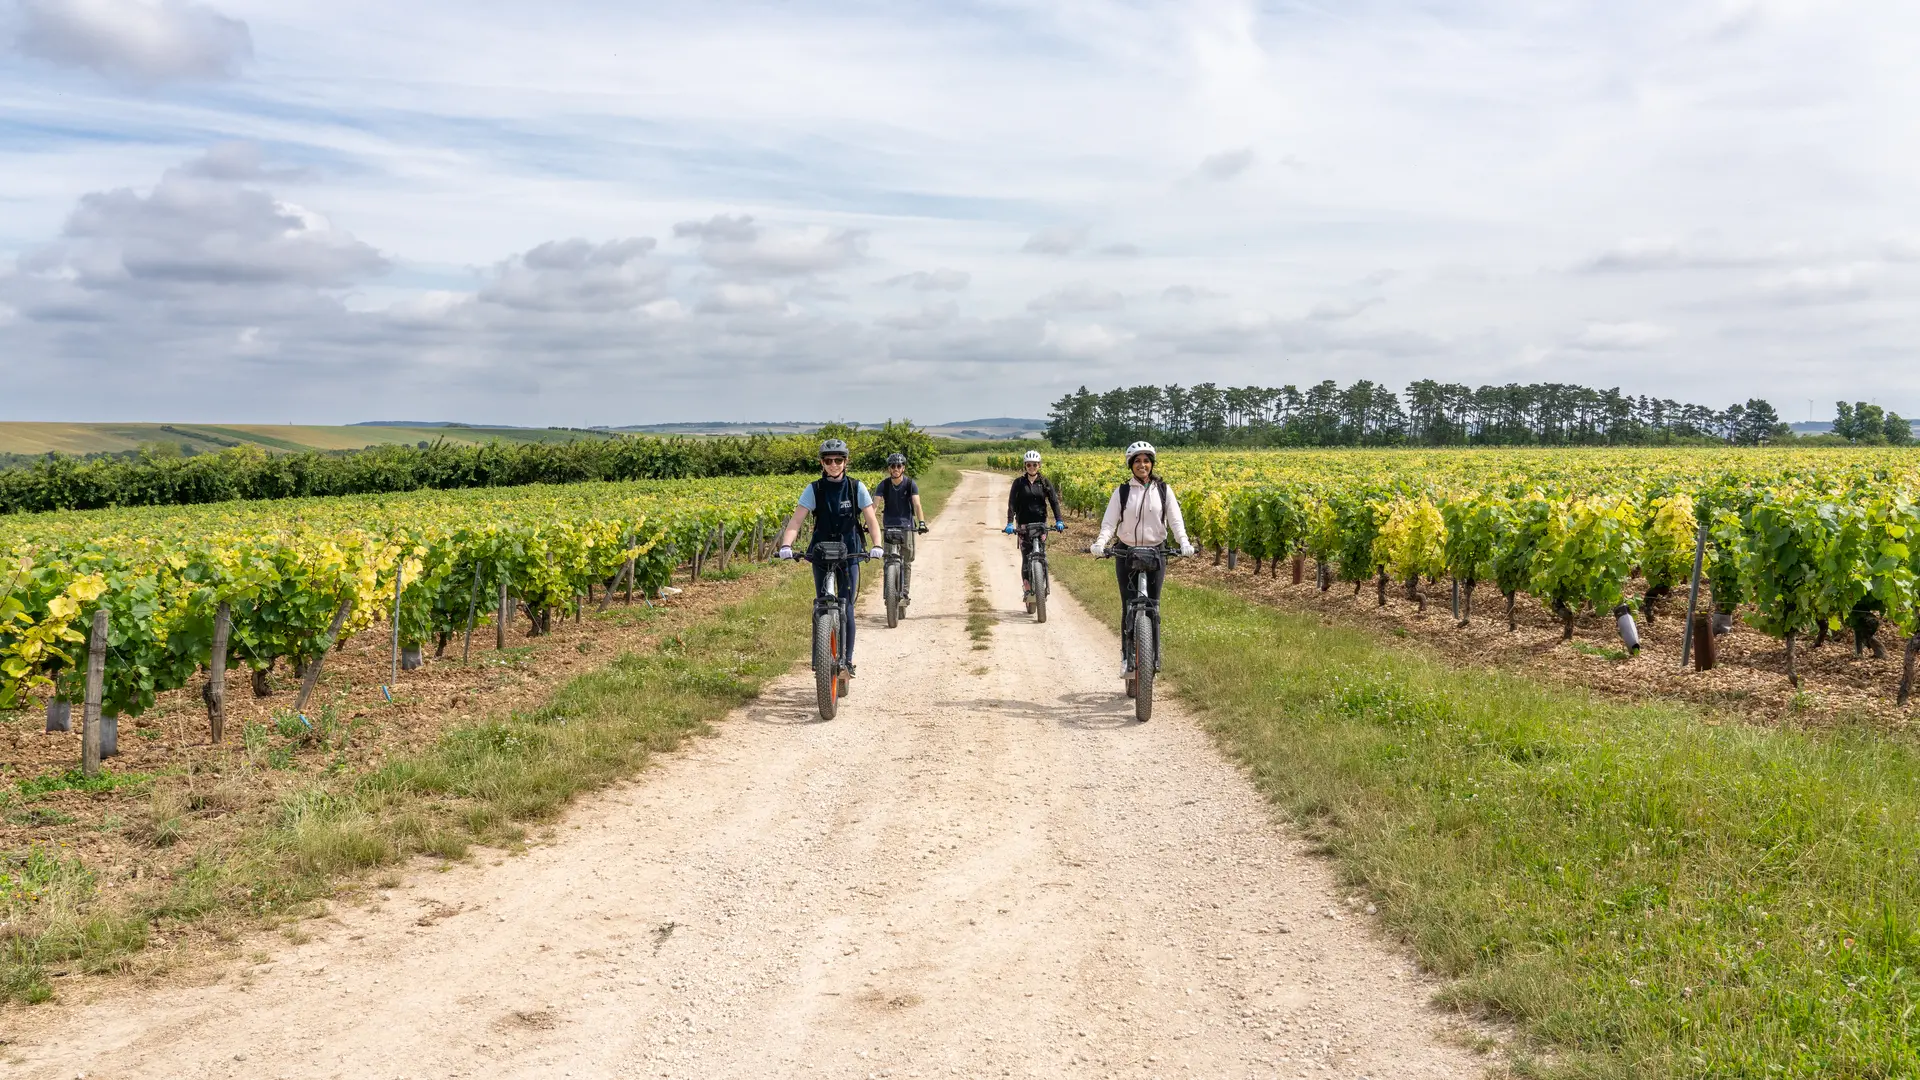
[497,579,509,650]
[294,598,354,714]
[206,601,232,743]
[462,566,480,663]
[80,607,107,779]
[1451,579,1460,621]
[718,526,731,573]
[390,561,404,687]
[1899,630,1918,706]
[1680,522,1708,670]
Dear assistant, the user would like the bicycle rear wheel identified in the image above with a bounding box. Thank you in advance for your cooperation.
[884,563,902,628]
[1132,608,1154,722]
[1032,561,1048,623]
[814,609,839,720]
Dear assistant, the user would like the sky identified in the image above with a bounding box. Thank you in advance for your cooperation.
[2,0,1917,426]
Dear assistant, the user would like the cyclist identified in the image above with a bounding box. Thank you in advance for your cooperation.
[875,452,928,604]
[1003,449,1067,612]
[777,439,885,682]
[1089,442,1195,675]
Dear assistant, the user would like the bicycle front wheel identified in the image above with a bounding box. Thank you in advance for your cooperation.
[814,609,839,720]
[1032,561,1049,624]
[1132,608,1154,722]
[884,563,902,628]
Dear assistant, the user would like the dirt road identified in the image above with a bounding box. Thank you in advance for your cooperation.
[10,471,1484,1079]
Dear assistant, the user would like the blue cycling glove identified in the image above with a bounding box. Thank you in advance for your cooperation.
[1002,524,1016,534]
[1054,521,1067,531]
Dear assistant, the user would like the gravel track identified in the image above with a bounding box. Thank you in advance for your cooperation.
[9,471,1486,1079]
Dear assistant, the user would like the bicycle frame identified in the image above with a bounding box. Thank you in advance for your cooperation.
[1018,522,1050,578]
[803,542,868,673]
[1111,543,1166,673]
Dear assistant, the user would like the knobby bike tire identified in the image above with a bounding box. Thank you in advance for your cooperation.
[885,563,902,628]
[1133,608,1155,722]
[1033,561,1048,624]
[814,609,839,720]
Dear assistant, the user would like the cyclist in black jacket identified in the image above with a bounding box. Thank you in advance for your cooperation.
[1004,450,1066,609]
[875,452,927,603]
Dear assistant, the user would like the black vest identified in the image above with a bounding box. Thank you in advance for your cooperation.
[809,475,863,551]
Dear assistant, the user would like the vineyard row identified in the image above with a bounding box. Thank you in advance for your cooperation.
[0,476,818,759]
[995,448,1920,701]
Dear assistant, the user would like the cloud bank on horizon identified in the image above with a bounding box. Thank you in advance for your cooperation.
[2,0,1917,424]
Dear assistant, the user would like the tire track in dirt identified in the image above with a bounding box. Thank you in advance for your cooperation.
[5,470,1488,1079]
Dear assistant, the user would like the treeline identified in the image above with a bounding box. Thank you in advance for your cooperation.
[0,421,935,515]
[1047,381,1915,448]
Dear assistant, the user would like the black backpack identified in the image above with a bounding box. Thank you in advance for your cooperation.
[1116,478,1170,531]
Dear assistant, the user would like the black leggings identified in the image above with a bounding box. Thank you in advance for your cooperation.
[812,561,860,664]
[1115,556,1165,662]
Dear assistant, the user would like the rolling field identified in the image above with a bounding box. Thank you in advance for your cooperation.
[0,422,604,457]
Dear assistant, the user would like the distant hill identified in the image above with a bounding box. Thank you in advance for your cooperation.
[0,422,607,458]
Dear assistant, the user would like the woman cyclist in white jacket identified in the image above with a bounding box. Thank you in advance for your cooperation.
[1089,442,1195,675]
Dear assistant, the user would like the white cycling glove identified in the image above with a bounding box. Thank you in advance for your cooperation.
[868,546,885,560]
[1089,543,1106,557]
[1179,543,1196,557]
[778,545,793,560]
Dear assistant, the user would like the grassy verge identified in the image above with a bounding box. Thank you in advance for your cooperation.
[2,570,812,1005]
[1051,551,1920,1078]
[965,562,994,648]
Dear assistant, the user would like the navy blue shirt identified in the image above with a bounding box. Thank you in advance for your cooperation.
[876,476,919,528]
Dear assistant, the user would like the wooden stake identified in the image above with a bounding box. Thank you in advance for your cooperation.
[294,598,354,714]
[1679,522,1707,670]
[205,601,231,743]
[1899,631,1918,706]
[462,566,480,663]
[390,562,404,687]
[497,580,509,649]
[81,607,107,779]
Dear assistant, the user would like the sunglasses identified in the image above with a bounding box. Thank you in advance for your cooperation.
[822,456,847,465]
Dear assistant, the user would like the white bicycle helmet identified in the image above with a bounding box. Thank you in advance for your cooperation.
[1124,440,1156,466]
[1022,450,1043,464]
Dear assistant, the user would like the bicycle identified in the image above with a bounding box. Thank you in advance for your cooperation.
[1099,541,1178,722]
[881,523,925,628]
[1018,522,1064,623]
[794,541,871,720]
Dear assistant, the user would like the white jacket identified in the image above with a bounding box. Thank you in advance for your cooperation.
[1093,477,1192,551]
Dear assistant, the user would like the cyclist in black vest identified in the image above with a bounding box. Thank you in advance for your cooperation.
[777,439,885,678]
[875,452,928,602]
[1003,450,1066,610]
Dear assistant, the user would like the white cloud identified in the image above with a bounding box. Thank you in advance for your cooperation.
[1161,284,1226,303]
[1042,321,1131,359]
[875,300,957,330]
[694,282,787,314]
[1020,226,1088,256]
[1758,265,1873,305]
[1567,321,1674,351]
[477,238,665,313]
[1197,148,1254,181]
[882,268,969,291]
[1028,281,1125,314]
[14,0,251,84]
[672,214,865,278]
[1308,297,1380,321]
[18,149,385,291]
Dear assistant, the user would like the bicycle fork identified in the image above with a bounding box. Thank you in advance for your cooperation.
[1123,571,1162,673]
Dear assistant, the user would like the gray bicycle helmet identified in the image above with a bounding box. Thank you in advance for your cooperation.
[819,438,850,458]
[885,452,907,466]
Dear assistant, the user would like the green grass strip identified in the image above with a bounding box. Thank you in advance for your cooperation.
[1051,553,1920,1079]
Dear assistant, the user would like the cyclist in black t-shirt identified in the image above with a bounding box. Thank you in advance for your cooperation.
[875,452,927,602]
[1004,449,1066,609]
